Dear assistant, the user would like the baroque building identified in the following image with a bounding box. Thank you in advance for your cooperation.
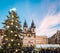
[22,20,48,47]
[48,30,60,44]
[23,20,36,46]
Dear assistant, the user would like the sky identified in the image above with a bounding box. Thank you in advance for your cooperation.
[0,0,60,37]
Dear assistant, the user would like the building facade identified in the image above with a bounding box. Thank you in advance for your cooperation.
[22,20,48,46]
[36,36,48,45]
[22,20,36,46]
[48,30,60,44]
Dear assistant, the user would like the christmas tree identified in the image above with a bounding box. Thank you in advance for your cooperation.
[2,10,23,53]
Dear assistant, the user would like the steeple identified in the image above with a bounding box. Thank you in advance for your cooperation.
[31,20,36,28]
[23,20,28,27]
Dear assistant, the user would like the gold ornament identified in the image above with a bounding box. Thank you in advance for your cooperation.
[15,34,17,36]
[11,39,14,42]
[11,30,13,33]
[18,43,20,45]
[6,26,9,28]
[5,38,8,40]
[8,43,11,46]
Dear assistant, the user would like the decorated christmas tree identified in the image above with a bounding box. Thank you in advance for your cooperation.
[2,10,23,53]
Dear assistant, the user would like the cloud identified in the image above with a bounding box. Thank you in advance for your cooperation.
[36,10,60,37]
[10,8,16,12]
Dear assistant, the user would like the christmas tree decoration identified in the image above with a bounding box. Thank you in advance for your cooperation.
[11,19,14,22]
[2,36,4,38]
[14,34,17,36]
[11,39,14,42]
[12,15,14,18]
[11,30,13,33]
[16,26,18,28]
[11,22,13,25]
[5,38,8,41]
[2,10,23,53]
[18,43,20,45]
[6,26,9,28]
[3,43,5,45]
[15,49,18,52]
[8,43,11,46]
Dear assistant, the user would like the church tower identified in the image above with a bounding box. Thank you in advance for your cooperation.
[23,20,36,46]
[31,20,36,37]
[23,20,28,32]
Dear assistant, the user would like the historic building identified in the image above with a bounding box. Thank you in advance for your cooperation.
[22,20,36,46]
[22,20,48,47]
[36,36,48,45]
[48,30,60,44]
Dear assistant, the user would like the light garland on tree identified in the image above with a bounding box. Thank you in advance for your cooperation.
[11,22,13,25]
[11,30,13,33]
[6,26,9,28]
[3,43,5,45]
[5,38,8,41]
[12,15,14,18]
[14,34,17,36]
[8,43,11,46]
[16,26,18,28]
[15,49,18,52]
[18,43,20,45]
[11,39,14,42]
[2,36,4,38]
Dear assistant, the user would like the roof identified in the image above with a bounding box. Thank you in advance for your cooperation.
[36,44,60,48]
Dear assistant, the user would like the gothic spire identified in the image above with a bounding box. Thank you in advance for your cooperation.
[23,20,28,27]
[31,20,36,28]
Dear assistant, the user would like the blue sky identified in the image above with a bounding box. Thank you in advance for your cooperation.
[0,0,60,37]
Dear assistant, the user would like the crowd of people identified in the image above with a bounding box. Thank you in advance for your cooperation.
[23,47,60,53]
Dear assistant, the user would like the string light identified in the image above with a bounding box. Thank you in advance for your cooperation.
[11,22,13,25]
[8,43,11,46]
[15,34,17,36]
[12,15,14,18]
[6,26,9,28]
[18,43,20,45]
[11,39,14,42]
[16,49,18,52]
[16,26,18,28]
[2,36,4,38]
[3,43,5,45]
[11,30,13,33]
[5,38,8,40]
